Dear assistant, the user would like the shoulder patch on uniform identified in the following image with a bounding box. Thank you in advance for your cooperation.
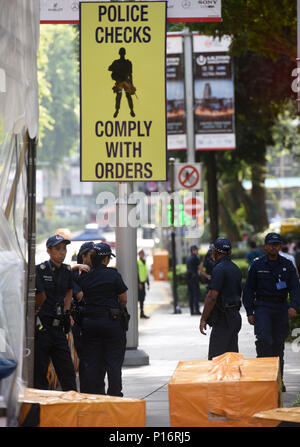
[40,263,46,270]
[253,257,260,262]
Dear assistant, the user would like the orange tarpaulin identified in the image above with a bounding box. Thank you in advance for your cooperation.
[254,408,300,424]
[19,388,145,427]
[168,353,282,427]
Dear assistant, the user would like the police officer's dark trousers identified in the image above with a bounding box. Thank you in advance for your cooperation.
[138,282,147,316]
[34,325,77,391]
[208,308,242,360]
[80,316,126,396]
[187,278,201,315]
[254,301,290,379]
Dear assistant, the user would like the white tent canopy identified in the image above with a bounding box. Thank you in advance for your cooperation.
[0,0,39,138]
[0,0,40,426]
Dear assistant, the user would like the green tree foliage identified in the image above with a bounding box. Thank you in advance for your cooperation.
[37,25,79,169]
[190,1,297,236]
[271,100,300,159]
[213,52,295,235]
[191,0,297,62]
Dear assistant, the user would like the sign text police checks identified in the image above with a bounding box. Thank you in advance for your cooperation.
[80,1,167,181]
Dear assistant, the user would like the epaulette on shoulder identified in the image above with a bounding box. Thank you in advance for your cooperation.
[62,263,71,271]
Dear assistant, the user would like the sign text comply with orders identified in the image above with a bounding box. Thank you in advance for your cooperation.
[80,2,167,181]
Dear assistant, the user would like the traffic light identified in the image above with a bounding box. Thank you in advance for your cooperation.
[167,204,192,227]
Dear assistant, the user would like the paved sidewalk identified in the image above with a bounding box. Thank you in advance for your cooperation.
[122,279,300,427]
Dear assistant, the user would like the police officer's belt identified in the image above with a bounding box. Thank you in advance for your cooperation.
[40,316,61,327]
[83,309,121,318]
[256,296,286,303]
[224,302,241,310]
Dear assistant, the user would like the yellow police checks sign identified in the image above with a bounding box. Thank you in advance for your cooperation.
[80,1,167,182]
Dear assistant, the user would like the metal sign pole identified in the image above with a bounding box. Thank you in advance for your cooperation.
[116,182,149,365]
[183,27,195,163]
[169,158,180,314]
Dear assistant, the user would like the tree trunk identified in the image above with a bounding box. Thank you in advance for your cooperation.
[218,200,241,242]
[204,152,219,241]
[251,162,269,232]
[234,179,255,225]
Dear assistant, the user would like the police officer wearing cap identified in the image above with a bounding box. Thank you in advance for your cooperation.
[74,242,128,396]
[186,245,202,315]
[200,238,242,360]
[71,242,96,359]
[243,232,300,391]
[34,234,77,391]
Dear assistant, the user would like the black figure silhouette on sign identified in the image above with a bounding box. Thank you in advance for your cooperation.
[108,48,136,118]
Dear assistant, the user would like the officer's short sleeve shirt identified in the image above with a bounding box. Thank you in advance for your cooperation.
[186,254,200,275]
[210,257,242,304]
[35,261,73,317]
[76,264,128,312]
[242,254,300,314]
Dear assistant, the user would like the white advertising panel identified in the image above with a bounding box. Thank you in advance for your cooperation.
[40,0,222,23]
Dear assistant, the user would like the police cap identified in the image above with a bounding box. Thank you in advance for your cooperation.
[264,232,282,245]
[79,241,95,255]
[95,242,116,257]
[46,234,71,248]
[213,238,232,253]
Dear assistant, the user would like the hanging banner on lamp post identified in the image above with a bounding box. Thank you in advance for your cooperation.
[193,35,236,151]
[80,1,167,181]
[166,34,186,151]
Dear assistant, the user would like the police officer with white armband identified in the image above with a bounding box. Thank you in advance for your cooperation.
[243,232,300,391]
[34,235,77,391]
[200,238,242,360]
[75,243,129,396]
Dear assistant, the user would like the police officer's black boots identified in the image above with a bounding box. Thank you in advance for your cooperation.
[140,306,150,319]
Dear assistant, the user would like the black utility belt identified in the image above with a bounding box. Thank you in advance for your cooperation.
[83,308,121,320]
[40,316,62,327]
[256,296,286,304]
[224,302,241,310]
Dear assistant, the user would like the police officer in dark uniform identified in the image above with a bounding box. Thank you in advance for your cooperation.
[34,234,77,391]
[200,238,242,360]
[243,232,300,391]
[71,242,107,393]
[200,245,215,294]
[75,242,128,397]
[186,245,202,315]
[71,242,96,360]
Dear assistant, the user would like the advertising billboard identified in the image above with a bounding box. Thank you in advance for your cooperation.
[193,35,235,151]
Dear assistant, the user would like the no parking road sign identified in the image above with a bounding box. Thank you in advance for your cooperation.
[174,163,202,191]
